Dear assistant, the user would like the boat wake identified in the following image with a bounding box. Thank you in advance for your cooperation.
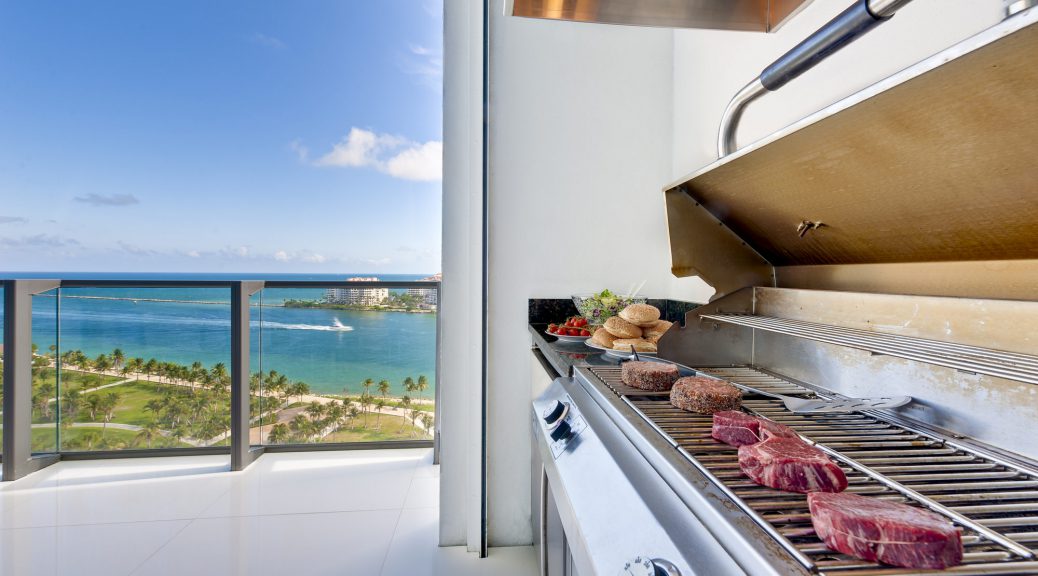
[259,319,354,332]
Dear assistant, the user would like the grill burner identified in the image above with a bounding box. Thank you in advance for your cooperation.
[586,365,1038,575]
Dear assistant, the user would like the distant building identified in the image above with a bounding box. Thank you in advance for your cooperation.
[407,273,441,308]
[324,277,389,306]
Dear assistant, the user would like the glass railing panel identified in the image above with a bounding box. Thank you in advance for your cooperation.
[31,288,60,454]
[257,285,436,445]
[55,286,231,451]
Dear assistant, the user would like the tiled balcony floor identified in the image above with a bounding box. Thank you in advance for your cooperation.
[0,449,536,576]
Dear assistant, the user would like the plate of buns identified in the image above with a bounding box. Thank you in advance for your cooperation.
[584,303,673,358]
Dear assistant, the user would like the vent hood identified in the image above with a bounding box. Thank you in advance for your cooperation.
[664,8,1038,301]
[505,0,815,31]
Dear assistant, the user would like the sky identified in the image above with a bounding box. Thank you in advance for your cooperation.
[0,1,443,274]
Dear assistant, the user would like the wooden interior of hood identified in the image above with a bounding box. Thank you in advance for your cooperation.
[668,21,1038,271]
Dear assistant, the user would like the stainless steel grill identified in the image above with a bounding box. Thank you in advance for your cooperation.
[586,365,1038,575]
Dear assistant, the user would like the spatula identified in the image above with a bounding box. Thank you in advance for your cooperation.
[728,382,912,414]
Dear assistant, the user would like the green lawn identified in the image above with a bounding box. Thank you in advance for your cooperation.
[322,413,431,443]
[99,380,188,426]
[1,427,192,452]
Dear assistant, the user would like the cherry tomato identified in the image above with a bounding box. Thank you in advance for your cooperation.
[568,328,580,336]
[580,329,590,336]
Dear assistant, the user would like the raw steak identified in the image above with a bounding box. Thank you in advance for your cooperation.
[808,492,963,569]
[758,418,798,440]
[711,411,760,446]
[670,377,742,414]
[621,361,679,391]
[739,436,848,493]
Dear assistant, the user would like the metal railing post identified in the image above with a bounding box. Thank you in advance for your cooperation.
[3,280,61,481]
[231,281,264,471]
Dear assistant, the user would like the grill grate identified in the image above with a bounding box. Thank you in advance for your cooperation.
[587,365,1038,576]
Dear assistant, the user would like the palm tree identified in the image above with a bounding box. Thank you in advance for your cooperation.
[94,354,112,374]
[404,376,416,396]
[305,401,325,422]
[101,392,119,437]
[377,379,390,401]
[421,414,434,438]
[129,357,144,380]
[399,396,413,431]
[374,397,387,429]
[144,358,158,380]
[362,378,374,398]
[289,414,310,442]
[290,381,310,403]
[409,408,423,437]
[267,423,290,444]
[417,375,429,405]
[211,363,229,388]
[62,389,82,423]
[36,381,55,418]
[111,348,125,369]
[84,394,103,421]
[135,420,161,448]
[359,391,373,428]
[170,425,188,446]
[348,406,361,428]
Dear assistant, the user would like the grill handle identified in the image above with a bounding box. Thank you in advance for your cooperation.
[717,0,913,157]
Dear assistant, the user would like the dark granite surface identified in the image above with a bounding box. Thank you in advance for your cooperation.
[529,297,700,377]
[528,298,698,325]
[529,322,623,377]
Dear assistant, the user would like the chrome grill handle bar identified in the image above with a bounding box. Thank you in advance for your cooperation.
[717,0,913,157]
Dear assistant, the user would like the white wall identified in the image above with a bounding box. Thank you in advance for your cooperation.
[672,0,1005,178]
[486,15,681,545]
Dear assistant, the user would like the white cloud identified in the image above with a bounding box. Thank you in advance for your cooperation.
[385,141,442,182]
[272,249,326,264]
[187,250,200,258]
[311,127,441,181]
[401,42,443,91]
[0,234,80,248]
[251,32,286,50]
[75,193,139,207]
[0,216,27,224]
[288,140,309,162]
[117,241,158,256]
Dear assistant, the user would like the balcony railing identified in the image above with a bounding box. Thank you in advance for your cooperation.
[0,279,440,481]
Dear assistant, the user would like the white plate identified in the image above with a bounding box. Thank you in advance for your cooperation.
[547,330,592,343]
[583,338,658,358]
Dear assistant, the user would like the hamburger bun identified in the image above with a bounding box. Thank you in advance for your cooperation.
[612,338,657,353]
[603,316,642,339]
[643,319,673,343]
[590,328,618,348]
[619,303,661,327]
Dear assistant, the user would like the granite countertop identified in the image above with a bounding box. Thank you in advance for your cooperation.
[529,322,624,377]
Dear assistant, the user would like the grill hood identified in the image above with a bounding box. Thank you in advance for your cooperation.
[665,8,1038,301]
[505,0,815,31]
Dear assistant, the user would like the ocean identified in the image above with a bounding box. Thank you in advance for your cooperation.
[0,273,438,397]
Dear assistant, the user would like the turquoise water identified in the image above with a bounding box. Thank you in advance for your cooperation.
[0,273,437,397]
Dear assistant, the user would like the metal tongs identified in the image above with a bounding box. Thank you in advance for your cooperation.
[633,355,912,414]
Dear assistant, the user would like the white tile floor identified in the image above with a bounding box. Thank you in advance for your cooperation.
[0,449,537,576]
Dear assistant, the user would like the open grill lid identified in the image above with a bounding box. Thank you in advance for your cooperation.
[665,8,1038,301]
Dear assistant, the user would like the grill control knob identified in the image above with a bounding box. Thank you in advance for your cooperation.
[549,419,572,442]
[619,557,681,576]
[542,400,567,424]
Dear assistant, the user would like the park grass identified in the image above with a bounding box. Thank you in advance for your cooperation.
[323,413,431,443]
[0,428,192,452]
[100,380,195,427]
